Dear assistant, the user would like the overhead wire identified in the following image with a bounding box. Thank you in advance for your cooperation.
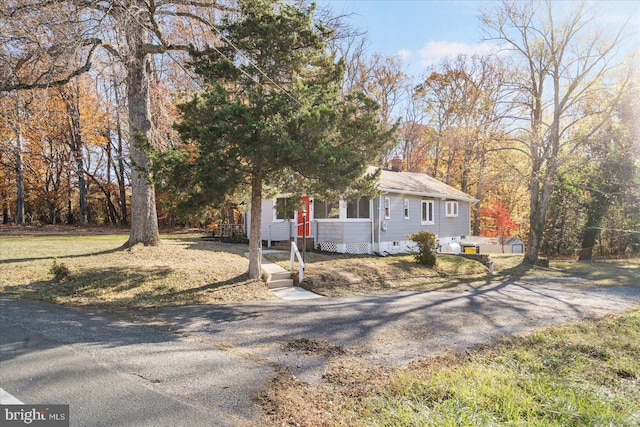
[208,22,304,106]
[113,0,203,90]
[115,0,304,106]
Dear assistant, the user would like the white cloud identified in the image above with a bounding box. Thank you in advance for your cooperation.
[418,40,498,67]
[396,49,413,60]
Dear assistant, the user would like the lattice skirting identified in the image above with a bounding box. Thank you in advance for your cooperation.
[318,242,338,253]
[318,241,371,254]
[345,242,371,254]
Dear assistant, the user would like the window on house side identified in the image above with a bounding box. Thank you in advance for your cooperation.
[347,198,370,219]
[446,201,459,217]
[275,197,296,220]
[314,200,339,219]
[384,196,391,219]
[421,200,434,224]
[404,198,410,219]
[347,200,356,218]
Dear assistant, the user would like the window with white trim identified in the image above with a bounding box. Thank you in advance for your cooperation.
[421,200,434,224]
[403,198,410,219]
[446,201,459,217]
[275,197,295,220]
[384,196,391,219]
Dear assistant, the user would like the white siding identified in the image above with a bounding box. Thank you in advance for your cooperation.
[260,199,292,241]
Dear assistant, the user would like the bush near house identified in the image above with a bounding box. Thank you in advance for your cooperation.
[408,231,438,267]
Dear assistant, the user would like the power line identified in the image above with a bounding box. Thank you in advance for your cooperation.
[115,0,304,106]
[113,0,202,90]
[208,22,303,106]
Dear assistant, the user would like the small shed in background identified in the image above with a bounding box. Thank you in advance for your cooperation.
[471,236,525,254]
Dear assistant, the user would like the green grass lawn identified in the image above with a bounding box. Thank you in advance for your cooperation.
[551,259,640,288]
[260,309,640,426]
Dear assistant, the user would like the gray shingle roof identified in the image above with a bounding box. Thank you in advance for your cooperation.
[366,166,478,202]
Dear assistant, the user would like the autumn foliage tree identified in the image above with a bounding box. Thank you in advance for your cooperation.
[483,0,634,264]
[479,200,519,239]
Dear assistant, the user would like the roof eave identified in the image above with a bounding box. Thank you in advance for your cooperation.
[378,187,479,203]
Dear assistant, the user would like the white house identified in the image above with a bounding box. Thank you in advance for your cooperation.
[247,161,478,255]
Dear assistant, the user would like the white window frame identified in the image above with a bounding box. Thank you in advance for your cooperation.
[274,197,295,222]
[384,196,391,219]
[446,201,459,218]
[421,200,434,225]
[403,198,410,219]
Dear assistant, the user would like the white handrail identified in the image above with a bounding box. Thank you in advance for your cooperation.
[290,241,305,283]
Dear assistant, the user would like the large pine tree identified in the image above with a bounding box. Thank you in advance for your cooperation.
[172,0,393,278]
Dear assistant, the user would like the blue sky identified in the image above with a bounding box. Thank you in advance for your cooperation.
[316,0,640,77]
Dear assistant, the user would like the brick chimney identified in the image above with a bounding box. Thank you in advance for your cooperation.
[390,156,402,172]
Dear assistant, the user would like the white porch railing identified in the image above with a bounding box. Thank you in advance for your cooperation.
[268,220,315,249]
[289,241,305,283]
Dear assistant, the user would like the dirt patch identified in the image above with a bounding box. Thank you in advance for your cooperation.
[283,338,347,357]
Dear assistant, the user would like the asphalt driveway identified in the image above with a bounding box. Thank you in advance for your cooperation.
[2,276,639,426]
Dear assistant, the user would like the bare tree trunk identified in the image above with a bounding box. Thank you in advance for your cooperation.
[104,134,118,225]
[248,173,263,279]
[60,84,88,225]
[124,6,159,246]
[66,173,73,224]
[116,136,128,226]
[113,78,129,226]
[473,151,486,236]
[524,166,556,265]
[14,120,25,226]
[461,145,472,194]
[1,163,9,224]
[75,153,87,225]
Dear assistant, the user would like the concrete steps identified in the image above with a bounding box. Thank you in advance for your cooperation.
[261,259,294,289]
[267,270,294,289]
[244,251,322,299]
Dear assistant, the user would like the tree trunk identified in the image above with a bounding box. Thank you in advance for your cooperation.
[116,114,128,226]
[524,165,556,265]
[524,171,542,265]
[248,173,263,279]
[14,121,25,226]
[73,136,87,226]
[2,176,8,224]
[125,9,160,246]
[0,152,8,224]
[105,134,115,224]
[70,92,87,225]
[112,76,128,226]
[59,84,88,225]
[66,173,74,224]
[578,193,608,261]
[472,152,486,236]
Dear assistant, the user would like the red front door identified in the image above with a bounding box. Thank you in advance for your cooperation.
[297,196,311,237]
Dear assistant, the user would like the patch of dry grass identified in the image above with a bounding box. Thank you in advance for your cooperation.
[550,259,640,288]
[257,356,395,427]
[0,232,276,308]
[258,310,640,426]
[264,251,491,296]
